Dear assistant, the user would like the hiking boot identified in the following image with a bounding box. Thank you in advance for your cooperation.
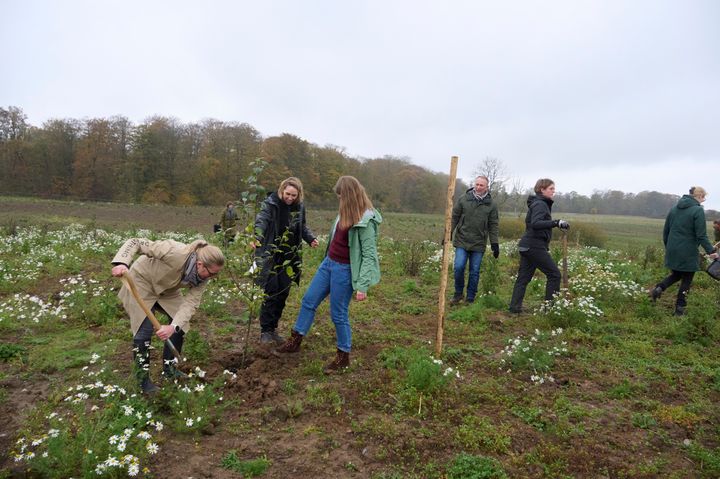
[508,307,525,315]
[674,305,686,316]
[650,286,663,303]
[323,349,350,374]
[450,294,463,305]
[275,330,303,354]
[140,377,160,394]
[162,364,189,380]
[260,332,275,344]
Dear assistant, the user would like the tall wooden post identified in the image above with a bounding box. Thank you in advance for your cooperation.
[561,231,569,294]
[435,156,458,357]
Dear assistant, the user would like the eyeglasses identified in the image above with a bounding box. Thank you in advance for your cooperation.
[199,262,221,278]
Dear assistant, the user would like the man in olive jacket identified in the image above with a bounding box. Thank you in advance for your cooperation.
[450,175,500,304]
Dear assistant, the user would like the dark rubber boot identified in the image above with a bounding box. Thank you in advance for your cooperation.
[133,340,159,394]
[275,330,303,354]
[323,349,350,374]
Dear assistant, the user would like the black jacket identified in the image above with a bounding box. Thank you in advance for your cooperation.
[518,194,556,250]
[254,192,316,285]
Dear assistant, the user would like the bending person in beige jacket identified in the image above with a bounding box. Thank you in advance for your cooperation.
[111,238,224,393]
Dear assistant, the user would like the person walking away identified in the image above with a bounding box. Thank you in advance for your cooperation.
[220,201,238,245]
[252,177,318,344]
[275,176,381,373]
[508,178,570,314]
[650,187,717,316]
[450,175,500,304]
[111,238,224,393]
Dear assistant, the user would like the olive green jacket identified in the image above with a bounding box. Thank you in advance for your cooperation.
[451,189,499,251]
[663,195,714,272]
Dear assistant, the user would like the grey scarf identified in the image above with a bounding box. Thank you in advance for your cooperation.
[181,252,205,287]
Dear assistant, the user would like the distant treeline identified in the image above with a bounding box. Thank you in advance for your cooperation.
[0,106,461,213]
[498,189,718,220]
[2,106,716,220]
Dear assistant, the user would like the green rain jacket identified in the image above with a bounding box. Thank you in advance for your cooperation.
[328,209,382,292]
[663,195,715,272]
[451,188,499,251]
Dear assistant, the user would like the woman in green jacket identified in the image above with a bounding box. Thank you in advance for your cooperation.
[276,176,382,373]
[651,186,717,315]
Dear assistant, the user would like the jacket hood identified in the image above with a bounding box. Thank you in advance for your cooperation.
[677,194,700,209]
[356,208,382,227]
[527,194,553,207]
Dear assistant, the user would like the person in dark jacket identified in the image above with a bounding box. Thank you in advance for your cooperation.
[220,201,238,245]
[713,219,720,245]
[252,177,318,343]
[450,176,500,304]
[650,187,717,316]
[508,178,570,314]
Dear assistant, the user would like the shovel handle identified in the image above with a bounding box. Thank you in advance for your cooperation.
[121,272,183,362]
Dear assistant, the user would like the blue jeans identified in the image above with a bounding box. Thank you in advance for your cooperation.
[454,247,484,301]
[293,257,354,352]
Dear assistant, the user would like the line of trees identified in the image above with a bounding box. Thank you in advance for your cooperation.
[0,106,460,213]
[3,106,716,220]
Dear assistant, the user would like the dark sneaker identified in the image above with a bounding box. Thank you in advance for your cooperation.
[674,306,686,316]
[508,307,525,315]
[650,286,663,303]
[260,332,274,344]
[450,295,463,305]
[269,331,285,344]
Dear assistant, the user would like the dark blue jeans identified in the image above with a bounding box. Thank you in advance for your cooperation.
[454,247,484,301]
[293,257,354,352]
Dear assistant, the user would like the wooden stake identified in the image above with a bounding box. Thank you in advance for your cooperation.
[561,230,569,294]
[435,156,458,357]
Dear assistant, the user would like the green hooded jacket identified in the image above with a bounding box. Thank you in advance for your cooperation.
[328,209,382,292]
[663,195,714,272]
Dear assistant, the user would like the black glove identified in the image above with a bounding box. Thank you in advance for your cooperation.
[491,243,500,258]
[555,219,570,230]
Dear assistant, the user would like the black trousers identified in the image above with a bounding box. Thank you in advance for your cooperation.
[509,248,561,311]
[133,304,185,370]
[259,271,293,332]
[657,270,695,307]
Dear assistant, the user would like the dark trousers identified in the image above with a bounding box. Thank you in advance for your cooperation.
[133,305,185,373]
[657,270,695,307]
[260,271,293,332]
[509,248,562,311]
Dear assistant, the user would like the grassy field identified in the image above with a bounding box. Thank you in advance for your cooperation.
[1,197,720,478]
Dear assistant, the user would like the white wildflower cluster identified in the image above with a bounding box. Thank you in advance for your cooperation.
[0,293,66,324]
[430,356,462,380]
[538,295,603,321]
[567,249,645,300]
[14,353,161,476]
[202,283,234,309]
[57,274,109,310]
[499,328,568,385]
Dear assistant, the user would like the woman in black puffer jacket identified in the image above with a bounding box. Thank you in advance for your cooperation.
[509,178,569,314]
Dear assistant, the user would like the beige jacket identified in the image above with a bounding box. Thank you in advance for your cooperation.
[113,238,207,335]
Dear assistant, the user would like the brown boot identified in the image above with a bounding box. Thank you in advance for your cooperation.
[323,349,350,374]
[275,330,303,354]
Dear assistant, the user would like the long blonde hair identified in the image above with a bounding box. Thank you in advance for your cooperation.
[188,240,225,267]
[334,176,373,229]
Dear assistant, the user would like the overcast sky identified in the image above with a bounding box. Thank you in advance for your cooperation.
[3,0,719,209]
